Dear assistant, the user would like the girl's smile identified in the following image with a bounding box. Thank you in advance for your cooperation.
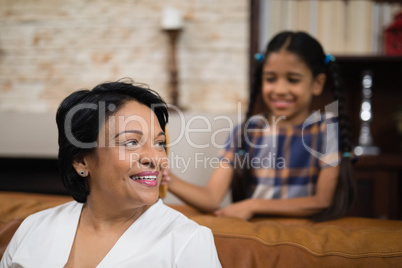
[269,97,295,109]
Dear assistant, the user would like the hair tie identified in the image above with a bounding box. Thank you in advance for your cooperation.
[254,53,265,63]
[324,54,335,65]
[237,149,246,156]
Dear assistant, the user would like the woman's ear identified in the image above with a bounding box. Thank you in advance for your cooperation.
[73,155,88,177]
[312,73,327,96]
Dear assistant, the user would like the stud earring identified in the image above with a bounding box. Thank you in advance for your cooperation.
[80,171,85,176]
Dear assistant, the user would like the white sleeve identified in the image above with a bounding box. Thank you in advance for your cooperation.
[174,227,222,268]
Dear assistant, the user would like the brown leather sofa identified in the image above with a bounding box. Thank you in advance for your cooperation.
[1,191,402,267]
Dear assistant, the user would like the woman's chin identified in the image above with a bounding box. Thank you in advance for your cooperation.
[136,192,160,206]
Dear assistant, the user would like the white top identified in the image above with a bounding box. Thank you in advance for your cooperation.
[1,199,221,268]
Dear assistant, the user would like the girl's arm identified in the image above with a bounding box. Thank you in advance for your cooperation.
[164,161,234,212]
[214,165,339,220]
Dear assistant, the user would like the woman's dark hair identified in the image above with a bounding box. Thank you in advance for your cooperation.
[56,79,168,203]
[231,31,356,221]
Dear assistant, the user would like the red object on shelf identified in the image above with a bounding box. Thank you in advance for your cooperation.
[385,12,402,55]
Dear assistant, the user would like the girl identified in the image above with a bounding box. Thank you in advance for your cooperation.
[163,31,356,222]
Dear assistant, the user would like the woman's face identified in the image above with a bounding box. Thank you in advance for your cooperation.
[261,50,325,125]
[83,100,167,209]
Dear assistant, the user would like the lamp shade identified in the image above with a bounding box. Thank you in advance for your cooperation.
[161,7,183,30]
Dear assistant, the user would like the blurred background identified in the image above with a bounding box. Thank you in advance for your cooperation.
[0,0,400,114]
[0,0,249,113]
[0,0,401,218]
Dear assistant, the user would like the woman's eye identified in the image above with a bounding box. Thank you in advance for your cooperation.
[124,140,139,147]
[155,141,167,149]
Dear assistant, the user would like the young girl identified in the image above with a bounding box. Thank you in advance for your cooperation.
[163,31,356,221]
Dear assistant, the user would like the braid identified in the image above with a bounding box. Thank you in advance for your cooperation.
[247,61,263,118]
[231,60,263,202]
[309,60,357,222]
[329,62,353,153]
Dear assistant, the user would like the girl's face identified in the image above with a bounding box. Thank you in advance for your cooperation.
[262,50,325,125]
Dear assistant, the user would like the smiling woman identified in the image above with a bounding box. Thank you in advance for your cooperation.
[0,80,222,268]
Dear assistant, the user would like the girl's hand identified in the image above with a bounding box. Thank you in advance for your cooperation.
[161,168,171,185]
[213,199,254,220]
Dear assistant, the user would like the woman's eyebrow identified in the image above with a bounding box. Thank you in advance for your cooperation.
[113,130,143,140]
[157,131,166,138]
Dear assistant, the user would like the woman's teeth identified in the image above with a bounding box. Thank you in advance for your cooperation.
[131,176,157,181]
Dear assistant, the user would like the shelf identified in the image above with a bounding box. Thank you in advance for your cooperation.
[335,55,402,62]
[335,55,402,72]
[334,56,402,93]
[310,54,402,154]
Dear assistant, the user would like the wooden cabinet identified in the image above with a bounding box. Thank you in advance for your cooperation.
[335,56,402,154]
[347,155,402,219]
[312,57,402,219]
[334,57,402,219]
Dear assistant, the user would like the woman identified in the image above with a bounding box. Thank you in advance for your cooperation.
[1,80,221,267]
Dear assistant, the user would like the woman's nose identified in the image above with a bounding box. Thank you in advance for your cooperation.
[139,156,156,169]
[138,146,163,169]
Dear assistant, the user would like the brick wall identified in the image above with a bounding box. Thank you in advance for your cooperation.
[0,0,248,113]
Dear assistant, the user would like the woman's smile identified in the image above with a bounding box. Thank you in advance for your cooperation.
[130,171,159,187]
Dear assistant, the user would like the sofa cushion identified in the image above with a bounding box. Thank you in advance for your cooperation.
[0,219,23,259]
[0,192,72,222]
[192,215,402,267]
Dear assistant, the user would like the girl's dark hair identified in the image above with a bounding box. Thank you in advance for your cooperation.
[232,31,356,221]
[56,79,168,203]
